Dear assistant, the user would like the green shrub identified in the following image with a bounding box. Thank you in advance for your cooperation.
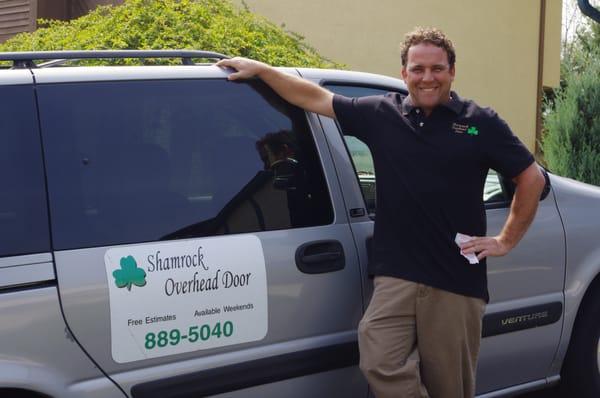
[0,0,342,68]
[542,49,600,186]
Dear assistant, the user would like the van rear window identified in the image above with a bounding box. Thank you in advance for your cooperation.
[37,79,333,250]
[0,85,50,257]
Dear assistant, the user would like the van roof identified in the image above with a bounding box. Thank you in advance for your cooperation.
[0,49,406,90]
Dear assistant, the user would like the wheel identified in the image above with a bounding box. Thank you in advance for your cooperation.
[561,289,600,397]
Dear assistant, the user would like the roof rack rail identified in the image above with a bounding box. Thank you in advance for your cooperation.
[0,50,230,69]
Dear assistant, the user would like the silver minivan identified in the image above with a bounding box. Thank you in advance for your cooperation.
[1,51,599,398]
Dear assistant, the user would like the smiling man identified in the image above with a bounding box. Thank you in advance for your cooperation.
[402,37,455,115]
[217,27,546,398]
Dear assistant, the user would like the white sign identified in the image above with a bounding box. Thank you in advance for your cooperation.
[104,234,268,363]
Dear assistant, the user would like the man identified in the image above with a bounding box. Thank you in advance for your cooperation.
[217,27,546,398]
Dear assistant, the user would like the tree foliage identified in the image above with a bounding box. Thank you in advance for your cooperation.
[542,52,600,186]
[542,15,600,186]
[0,0,342,68]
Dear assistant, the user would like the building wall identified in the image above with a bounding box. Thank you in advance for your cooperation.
[37,0,123,21]
[69,0,123,19]
[1,0,123,42]
[234,0,563,151]
[0,0,36,43]
[37,0,69,21]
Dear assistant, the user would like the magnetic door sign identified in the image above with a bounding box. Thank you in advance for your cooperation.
[104,234,268,363]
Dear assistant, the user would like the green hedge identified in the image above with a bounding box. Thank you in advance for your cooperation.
[0,0,342,68]
[542,49,600,186]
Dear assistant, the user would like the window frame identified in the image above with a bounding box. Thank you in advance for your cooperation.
[37,78,335,250]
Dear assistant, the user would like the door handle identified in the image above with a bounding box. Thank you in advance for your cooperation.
[301,252,342,264]
[295,240,345,274]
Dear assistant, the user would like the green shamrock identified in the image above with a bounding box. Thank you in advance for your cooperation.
[467,126,479,136]
[112,256,147,291]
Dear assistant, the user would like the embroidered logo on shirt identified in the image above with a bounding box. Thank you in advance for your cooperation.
[467,126,479,136]
[453,123,479,136]
[452,123,469,134]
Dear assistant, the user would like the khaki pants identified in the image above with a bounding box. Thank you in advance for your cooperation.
[358,276,486,398]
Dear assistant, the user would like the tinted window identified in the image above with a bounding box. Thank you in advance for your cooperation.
[38,79,333,250]
[0,85,50,257]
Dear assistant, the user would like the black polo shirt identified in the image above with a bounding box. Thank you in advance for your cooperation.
[333,92,534,301]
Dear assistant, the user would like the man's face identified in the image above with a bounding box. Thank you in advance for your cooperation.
[401,43,455,115]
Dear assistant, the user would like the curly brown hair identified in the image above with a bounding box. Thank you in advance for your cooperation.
[400,27,456,67]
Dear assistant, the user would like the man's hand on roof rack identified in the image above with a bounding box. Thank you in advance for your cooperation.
[217,56,335,118]
[216,57,269,81]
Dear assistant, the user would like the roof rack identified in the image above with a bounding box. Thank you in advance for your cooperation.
[0,50,230,69]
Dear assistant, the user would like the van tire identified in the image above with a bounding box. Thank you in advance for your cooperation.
[561,288,600,397]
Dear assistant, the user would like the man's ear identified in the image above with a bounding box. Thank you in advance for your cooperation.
[449,64,456,82]
[401,66,407,81]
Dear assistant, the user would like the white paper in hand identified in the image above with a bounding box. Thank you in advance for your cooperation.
[455,232,479,264]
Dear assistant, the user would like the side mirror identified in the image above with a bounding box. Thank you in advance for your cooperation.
[271,158,300,190]
[540,168,551,201]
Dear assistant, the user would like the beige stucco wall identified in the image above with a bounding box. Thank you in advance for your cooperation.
[234,0,562,151]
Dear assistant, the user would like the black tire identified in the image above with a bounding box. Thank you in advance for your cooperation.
[561,289,600,397]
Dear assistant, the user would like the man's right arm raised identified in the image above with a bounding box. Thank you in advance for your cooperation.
[216,57,335,119]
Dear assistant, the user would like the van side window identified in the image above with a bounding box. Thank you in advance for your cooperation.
[344,136,376,215]
[0,85,50,257]
[325,84,511,213]
[37,79,333,250]
[483,170,508,204]
[325,84,397,215]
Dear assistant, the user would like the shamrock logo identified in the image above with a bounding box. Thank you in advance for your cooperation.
[467,126,479,136]
[112,256,147,291]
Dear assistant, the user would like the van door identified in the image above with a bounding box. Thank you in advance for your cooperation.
[35,75,367,397]
[0,72,124,397]
[475,172,565,394]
